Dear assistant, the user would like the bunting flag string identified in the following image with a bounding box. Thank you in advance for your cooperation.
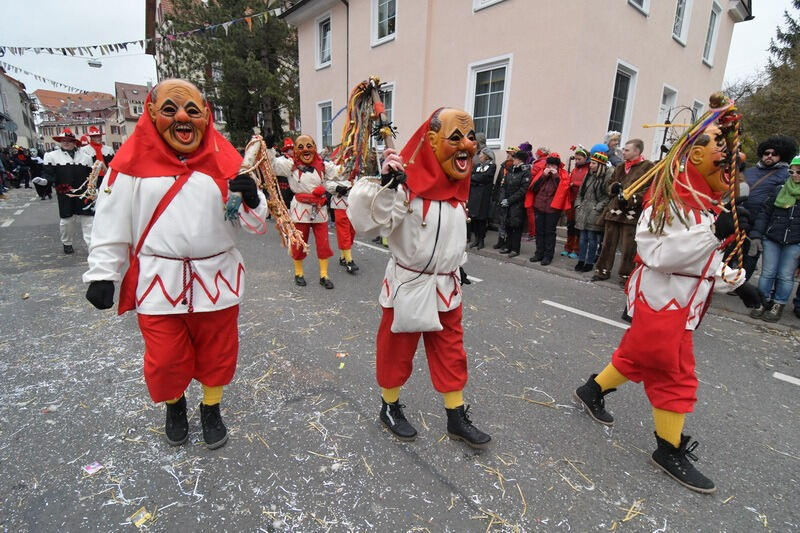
[0,9,271,58]
[0,61,90,93]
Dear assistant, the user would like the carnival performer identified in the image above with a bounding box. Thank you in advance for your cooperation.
[347,107,491,450]
[272,135,340,288]
[325,152,361,275]
[573,100,750,493]
[83,79,268,450]
[42,128,94,254]
[81,125,115,176]
[276,137,295,208]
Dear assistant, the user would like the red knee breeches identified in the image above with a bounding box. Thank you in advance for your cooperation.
[290,222,333,260]
[334,210,355,250]
[138,305,239,403]
[376,305,468,393]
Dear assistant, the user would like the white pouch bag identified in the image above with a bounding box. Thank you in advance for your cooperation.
[390,267,443,333]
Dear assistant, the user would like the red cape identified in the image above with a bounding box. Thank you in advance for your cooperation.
[399,108,471,204]
[109,92,241,200]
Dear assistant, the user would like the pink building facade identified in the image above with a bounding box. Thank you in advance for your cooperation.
[283,0,752,160]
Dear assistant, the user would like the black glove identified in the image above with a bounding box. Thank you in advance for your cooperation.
[86,280,115,310]
[714,206,750,240]
[381,168,407,190]
[733,283,761,308]
[610,182,622,196]
[335,184,350,196]
[228,173,260,209]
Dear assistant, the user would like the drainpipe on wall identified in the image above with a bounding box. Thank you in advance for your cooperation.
[340,0,349,103]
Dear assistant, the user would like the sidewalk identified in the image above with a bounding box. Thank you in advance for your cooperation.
[470,227,800,333]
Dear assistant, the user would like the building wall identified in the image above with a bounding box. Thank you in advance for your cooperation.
[0,76,37,148]
[291,0,742,161]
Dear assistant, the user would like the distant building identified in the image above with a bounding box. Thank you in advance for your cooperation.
[113,81,150,149]
[0,67,37,149]
[35,89,117,151]
[282,0,753,160]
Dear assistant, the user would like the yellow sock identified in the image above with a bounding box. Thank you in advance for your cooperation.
[165,396,181,404]
[381,386,400,404]
[594,363,629,392]
[341,249,352,262]
[319,258,329,278]
[653,408,685,447]
[443,390,464,409]
[202,385,223,406]
[293,260,304,277]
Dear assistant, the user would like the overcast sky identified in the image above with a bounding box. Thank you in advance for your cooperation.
[0,0,793,95]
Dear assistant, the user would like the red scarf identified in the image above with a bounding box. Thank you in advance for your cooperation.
[292,151,325,177]
[89,142,106,174]
[623,155,645,174]
[109,93,241,200]
[399,108,471,205]
[672,161,723,213]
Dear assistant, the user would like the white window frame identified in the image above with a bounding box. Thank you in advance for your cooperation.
[672,0,693,46]
[472,0,507,12]
[692,99,705,122]
[607,59,639,141]
[316,100,333,149]
[652,84,678,160]
[628,0,650,16]
[315,12,332,70]
[371,0,396,47]
[465,53,513,150]
[702,1,722,67]
[374,81,395,148]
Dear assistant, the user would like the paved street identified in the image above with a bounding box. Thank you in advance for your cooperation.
[0,186,798,532]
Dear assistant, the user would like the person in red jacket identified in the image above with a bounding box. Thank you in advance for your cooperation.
[524,147,549,241]
[530,153,570,265]
[560,146,590,259]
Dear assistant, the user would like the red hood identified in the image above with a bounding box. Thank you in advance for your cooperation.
[109,92,241,200]
[671,161,723,213]
[399,108,471,204]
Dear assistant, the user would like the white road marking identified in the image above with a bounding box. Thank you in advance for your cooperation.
[466,275,483,283]
[351,238,390,254]
[772,372,800,387]
[1,219,13,227]
[22,203,31,208]
[13,209,23,215]
[542,299,630,330]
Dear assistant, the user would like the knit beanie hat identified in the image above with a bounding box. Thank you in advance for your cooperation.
[518,141,533,153]
[792,155,800,167]
[590,143,610,165]
[545,155,562,166]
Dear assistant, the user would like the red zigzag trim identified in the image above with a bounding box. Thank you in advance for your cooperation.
[137,263,246,307]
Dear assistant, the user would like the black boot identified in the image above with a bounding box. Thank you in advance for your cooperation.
[319,277,335,289]
[574,261,585,271]
[63,244,74,255]
[344,261,359,274]
[651,433,715,494]
[379,399,417,441]
[468,239,479,248]
[476,238,485,250]
[493,238,506,250]
[573,374,615,425]
[459,267,472,285]
[446,405,491,449]
[164,395,189,446]
[199,402,228,449]
[294,275,307,286]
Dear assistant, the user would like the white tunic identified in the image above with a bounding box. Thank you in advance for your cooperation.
[271,156,341,223]
[324,170,352,211]
[83,170,268,315]
[347,179,467,332]
[627,205,744,330]
[81,143,115,161]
